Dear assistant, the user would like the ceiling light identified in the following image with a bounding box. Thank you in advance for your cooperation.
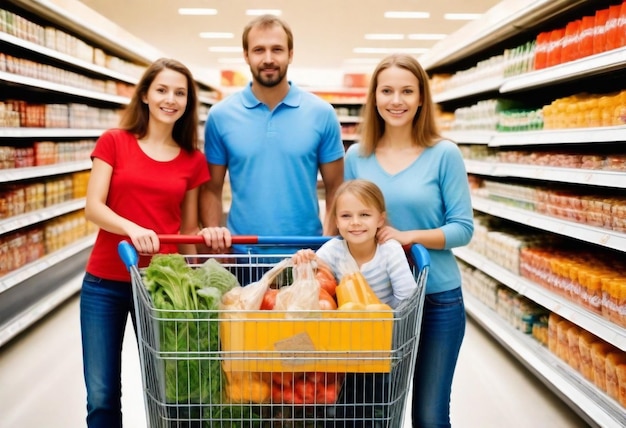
[364,34,405,40]
[444,13,482,20]
[200,32,234,39]
[353,47,429,54]
[178,8,217,15]
[209,46,243,53]
[408,33,446,40]
[384,11,429,19]
[246,9,282,16]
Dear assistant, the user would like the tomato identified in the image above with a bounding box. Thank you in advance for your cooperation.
[319,288,338,310]
[305,371,327,384]
[294,378,316,404]
[272,371,294,387]
[260,288,278,310]
[316,265,337,296]
[280,386,295,404]
[315,383,338,404]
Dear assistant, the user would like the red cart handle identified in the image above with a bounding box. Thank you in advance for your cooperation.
[158,234,332,246]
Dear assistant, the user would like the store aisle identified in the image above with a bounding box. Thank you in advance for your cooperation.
[0,294,590,428]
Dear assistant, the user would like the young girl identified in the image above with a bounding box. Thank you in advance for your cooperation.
[294,179,416,427]
[80,58,231,428]
[293,178,416,309]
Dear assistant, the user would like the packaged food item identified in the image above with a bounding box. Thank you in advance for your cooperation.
[617,363,626,407]
[591,341,615,391]
[605,351,626,400]
[566,326,582,371]
[578,330,597,381]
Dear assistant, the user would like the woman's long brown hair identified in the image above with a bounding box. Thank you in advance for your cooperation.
[119,58,199,152]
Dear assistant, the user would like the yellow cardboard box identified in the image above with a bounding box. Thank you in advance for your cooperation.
[220,310,394,373]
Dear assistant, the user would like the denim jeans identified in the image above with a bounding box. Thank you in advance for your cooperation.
[80,272,136,428]
[411,286,465,428]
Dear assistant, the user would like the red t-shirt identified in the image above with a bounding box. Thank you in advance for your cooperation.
[86,129,209,281]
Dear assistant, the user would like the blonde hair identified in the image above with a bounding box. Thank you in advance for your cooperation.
[328,179,386,226]
[358,53,441,156]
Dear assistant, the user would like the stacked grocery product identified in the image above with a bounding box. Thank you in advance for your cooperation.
[473,178,626,233]
[462,217,626,409]
[469,214,626,328]
[534,1,626,69]
[549,313,626,408]
[443,87,626,133]
[460,260,550,343]
[542,90,626,129]
[0,140,94,169]
[0,8,144,78]
[0,170,94,277]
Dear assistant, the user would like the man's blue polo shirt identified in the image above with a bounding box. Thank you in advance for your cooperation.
[205,81,344,241]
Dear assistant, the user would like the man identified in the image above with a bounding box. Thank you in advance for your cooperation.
[200,14,344,244]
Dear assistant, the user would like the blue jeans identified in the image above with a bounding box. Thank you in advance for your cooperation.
[411,286,465,428]
[80,273,136,428]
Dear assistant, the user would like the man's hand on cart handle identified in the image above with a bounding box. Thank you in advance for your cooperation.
[198,227,232,252]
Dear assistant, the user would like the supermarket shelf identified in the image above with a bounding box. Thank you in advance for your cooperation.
[198,95,218,106]
[464,292,626,428]
[465,160,626,189]
[0,270,82,347]
[0,70,130,104]
[442,131,494,145]
[489,126,626,147]
[432,76,502,104]
[0,31,139,84]
[0,127,105,138]
[471,196,626,253]
[0,234,96,294]
[500,47,626,93]
[0,160,92,182]
[0,198,86,235]
[456,247,626,352]
[336,115,362,123]
[420,0,588,70]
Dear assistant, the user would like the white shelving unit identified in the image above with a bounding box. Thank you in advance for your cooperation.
[0,0,218,346]
[424,1,626,426]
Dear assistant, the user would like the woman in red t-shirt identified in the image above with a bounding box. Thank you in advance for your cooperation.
[80,58,230,428]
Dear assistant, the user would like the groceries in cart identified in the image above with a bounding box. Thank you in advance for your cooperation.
[118,236,429,427]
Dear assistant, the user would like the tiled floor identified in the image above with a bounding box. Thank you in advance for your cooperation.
[0,294,589,428]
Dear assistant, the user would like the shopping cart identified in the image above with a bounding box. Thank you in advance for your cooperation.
[118,235,429,428]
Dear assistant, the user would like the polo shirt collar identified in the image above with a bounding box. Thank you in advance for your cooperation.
[242,81,301,108]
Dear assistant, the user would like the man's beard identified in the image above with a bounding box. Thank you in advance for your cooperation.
[253,66,287,88]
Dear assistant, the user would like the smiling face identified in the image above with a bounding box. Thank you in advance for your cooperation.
[142,68,188,126]
[244,23,293,88]
[375,65,422,130]
[335,192,386,248]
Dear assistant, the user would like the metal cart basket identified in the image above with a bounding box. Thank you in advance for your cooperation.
[118,235,429,428]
